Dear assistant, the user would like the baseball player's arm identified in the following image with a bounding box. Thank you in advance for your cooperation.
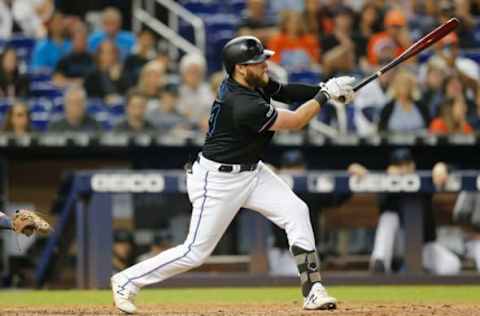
[264,79,320,104]
[270,76,356,131]
[270,98,325,131]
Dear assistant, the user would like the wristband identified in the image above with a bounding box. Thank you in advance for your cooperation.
[313,90,329,105]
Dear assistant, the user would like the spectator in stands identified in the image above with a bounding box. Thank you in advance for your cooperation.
[87,7,135,60]
[429,96,474,134]
[0,47,30,98]
[270,0,304,16]
[408,0,438,40]
[303,0,322,38]
[135,60,167,112]
[2,101,31,136]
[321,4,358,78]
[320,5,355,55]
[147,83,189,134]
[237,0,277,44]
[268,11,321,71]
[424,32,479,100]
[378,69,430,134]
[367,9,411,67]
[351,1,383,70]
[154,47,175,77]
[369,148,461,275]
[419,60,448,117]
[136,232,172,263]
[31,12,72,73]
[114,89,155,133]
[431,32,479,78]
[53,22,95,87]
[322,43,357,79]
[113,229,136,274]
[177,53,214,132]
[84,40,125,103]
[440,0,476,49]
[48,85,101,132]
[352,54,397,136]
[304,0,344,40]
[122,30,157,90]
[438,75,476,116]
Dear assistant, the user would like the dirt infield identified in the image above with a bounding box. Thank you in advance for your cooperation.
[3,302,480,316]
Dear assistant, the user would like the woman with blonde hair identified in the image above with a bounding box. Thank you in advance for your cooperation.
[137,61,166,95]
[378,69,430,133]
[2,101,31,136]
[135,60,167,112]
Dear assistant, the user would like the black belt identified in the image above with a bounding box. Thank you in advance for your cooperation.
[197,156,257,173]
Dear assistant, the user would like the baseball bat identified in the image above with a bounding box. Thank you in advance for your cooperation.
[339,17,459,102]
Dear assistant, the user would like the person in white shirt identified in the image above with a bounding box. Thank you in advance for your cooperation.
[177,53,214,132]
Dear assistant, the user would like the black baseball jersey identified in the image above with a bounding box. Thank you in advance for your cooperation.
[202,77,321,164]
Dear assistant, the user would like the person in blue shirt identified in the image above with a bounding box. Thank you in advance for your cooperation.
[30,12,72,73]
[87,7,136,61]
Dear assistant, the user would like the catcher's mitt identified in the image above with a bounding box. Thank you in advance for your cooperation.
[12,209,52,237]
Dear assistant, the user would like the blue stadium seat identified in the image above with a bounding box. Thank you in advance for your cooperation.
[181,0,223,14]
[288,70,322,85]
[29,98,52,131]
[108,102,125,128]
[28,71,52,83]
[230,0,246,13]
[462,50,480,64]
[8,36,35,66]
[87,99,110,129]
[30,82,63,98]
[50,97,64,122]
[0,99,11,123]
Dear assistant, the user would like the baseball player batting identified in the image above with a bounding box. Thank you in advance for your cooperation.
[111,35,355,314]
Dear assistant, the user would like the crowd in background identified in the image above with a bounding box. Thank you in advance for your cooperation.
[1,0,480,138]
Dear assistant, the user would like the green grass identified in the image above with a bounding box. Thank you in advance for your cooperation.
[0,286,479,306]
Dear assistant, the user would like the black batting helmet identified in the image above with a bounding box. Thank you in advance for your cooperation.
[222,36,274,75]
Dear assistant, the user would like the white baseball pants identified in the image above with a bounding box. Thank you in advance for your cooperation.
[117,154,316,291]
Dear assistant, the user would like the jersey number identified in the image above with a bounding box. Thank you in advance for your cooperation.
[207,103,221,136]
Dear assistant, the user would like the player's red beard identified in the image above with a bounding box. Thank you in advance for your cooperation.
[245,67,269,88]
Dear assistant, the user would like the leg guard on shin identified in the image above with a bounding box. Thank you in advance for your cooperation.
[291,245,322,297]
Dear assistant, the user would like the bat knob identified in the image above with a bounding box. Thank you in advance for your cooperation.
[338,96,346,103]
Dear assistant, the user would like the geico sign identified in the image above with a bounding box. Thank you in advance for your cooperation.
[91,174,165,192]
[349,174,420,192]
